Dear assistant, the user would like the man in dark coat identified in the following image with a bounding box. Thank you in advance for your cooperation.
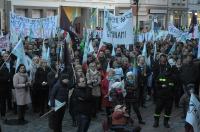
[72,77,92,132]
[152,54,176,128]
[49,73,70,132]
[2,52,15,112]
[0,60,10,119]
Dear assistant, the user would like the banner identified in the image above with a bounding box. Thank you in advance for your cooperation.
[168,23,183,38]
[10,12,58,39]
[102,9,134,45]
[0,35,10,51]
[186,94,200,132]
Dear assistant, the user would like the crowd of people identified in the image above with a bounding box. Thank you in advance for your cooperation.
[0,32,200,132]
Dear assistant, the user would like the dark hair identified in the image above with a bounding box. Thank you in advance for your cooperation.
[16,64,26,73]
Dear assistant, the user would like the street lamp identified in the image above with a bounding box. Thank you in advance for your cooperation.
[133,0,139,42]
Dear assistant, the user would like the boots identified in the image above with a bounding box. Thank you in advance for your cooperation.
[164,117,170,128]
[153,116,159,128]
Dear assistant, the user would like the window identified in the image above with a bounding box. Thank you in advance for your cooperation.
[15,9,26,17]
[47,9,56,16]
[32,9,42,18]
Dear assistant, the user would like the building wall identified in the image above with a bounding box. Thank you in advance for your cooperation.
[0,0,5,30]
[8,0,195,32]
[188,0,200,26]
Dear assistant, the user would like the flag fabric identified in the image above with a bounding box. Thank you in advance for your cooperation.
[88,40,94,53]
[168,43,176,55]
[63,34,72,71]
[42,40,47,60]
[46,47,51,65]
[142,42,147,58]
[111,46,115,56]
[60,44,63,62]
[48,100,66,111]
[11,39,28,71]
[186,94,200,132]
[106,62,110,73]
[0,30,3,37]
[60,6,79,45]
[82,30,90,64]
[29,25,34,42]
[153,42,157,61]
[197,40,200,59]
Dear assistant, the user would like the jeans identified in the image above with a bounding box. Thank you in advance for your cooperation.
[77,114,91,132]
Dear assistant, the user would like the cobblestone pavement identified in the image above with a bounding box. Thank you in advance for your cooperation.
[0,101,185,132]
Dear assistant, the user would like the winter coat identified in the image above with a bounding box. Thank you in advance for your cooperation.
[125,80,139,102]
[50,79,69,107]
[101,78,112,108]
[72,86,92,116]
[34,67,50,90]
[86,69,101,97]
[0,67,10,94]
[13,73,31,105]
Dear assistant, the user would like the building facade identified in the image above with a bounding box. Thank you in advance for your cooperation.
[2,0,199,32]
[188,0,200,25]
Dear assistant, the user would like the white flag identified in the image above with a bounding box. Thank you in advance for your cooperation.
[48,99,66,111]
[186,94,200,132]
[0,30,3,37]
[197,41,200,59]
[111,46,115,56]
[11,39,28,71]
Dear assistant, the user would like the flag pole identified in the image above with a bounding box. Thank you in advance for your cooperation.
[40,109,54,118]
[0,52,13,70]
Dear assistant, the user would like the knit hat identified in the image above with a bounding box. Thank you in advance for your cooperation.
[126,71,133,77]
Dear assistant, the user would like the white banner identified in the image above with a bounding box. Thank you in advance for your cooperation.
[102,9,134,45]
[168,23,183,38]
[0,35,10,51]
[10,12,58,39]
[186,94,200,132]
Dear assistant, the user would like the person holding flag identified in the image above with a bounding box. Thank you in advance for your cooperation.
[49,73,70,132]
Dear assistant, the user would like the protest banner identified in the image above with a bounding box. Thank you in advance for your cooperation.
[168,23,183,38]
[10,12,58,39]
[0,35,10,51]
[102,9,134,45]
[186,94,200,132]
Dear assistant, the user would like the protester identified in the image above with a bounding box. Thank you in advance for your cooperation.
[86,62,101,118]
[73,77,93,132]
[2,52,15,112]
[125,72,145,124]
[34,59,50,116]
[0,60,10,120]
[13,64,31,123]
[30,55,40,113]
[152,54,175,128]
[49,73,69,132]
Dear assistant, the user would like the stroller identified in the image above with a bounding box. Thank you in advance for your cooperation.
[102,105,141,132]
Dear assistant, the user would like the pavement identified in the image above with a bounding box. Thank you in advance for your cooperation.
[0,100,185,132]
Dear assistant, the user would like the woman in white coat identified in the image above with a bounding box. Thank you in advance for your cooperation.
[13,64,31,123]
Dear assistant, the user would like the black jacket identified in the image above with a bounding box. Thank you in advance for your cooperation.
[0,67,10,93]
[35,67,50,90]
[50,80,69,107]
[72,86,92,116]
[179,63,199,85]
